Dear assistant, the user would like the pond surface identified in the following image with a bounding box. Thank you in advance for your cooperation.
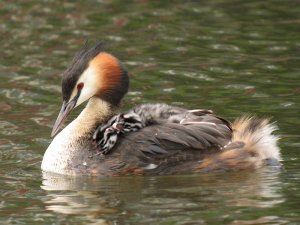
[1,0,300,224]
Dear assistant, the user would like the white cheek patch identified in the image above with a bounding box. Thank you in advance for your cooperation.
[68,66,100,108]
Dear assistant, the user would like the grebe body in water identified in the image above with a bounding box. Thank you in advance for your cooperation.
[41,42,281,176]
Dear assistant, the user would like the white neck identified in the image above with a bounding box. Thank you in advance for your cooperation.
[41,97,113,175]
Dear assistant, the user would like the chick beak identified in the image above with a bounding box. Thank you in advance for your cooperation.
[51,98,77,137]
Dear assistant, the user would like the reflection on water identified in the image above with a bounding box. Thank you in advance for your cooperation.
[0,0,300,224]
[41,169,285,224]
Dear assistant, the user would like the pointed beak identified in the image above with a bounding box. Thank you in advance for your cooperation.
[51,98,77,137]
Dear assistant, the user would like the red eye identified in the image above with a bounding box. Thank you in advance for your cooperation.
[77,82,84,90]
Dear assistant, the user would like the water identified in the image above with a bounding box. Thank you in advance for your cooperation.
[1,0,299,224]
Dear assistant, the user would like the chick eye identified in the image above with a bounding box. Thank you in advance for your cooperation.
[77,82,84,90]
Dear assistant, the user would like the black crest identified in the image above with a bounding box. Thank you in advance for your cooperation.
[61,41,105,102]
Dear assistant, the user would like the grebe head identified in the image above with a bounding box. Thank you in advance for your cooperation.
[51,42,129,137]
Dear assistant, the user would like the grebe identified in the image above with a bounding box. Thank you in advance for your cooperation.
[41,42,281,176]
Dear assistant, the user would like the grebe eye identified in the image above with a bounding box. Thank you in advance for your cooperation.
[77,82,84,90]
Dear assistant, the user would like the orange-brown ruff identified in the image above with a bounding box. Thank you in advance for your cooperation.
[41,42,281,176]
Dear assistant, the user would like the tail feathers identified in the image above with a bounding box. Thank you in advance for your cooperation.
[231,116,281,162]
[196,116,281,171]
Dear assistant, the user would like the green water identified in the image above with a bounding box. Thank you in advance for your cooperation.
[0,0,299,224]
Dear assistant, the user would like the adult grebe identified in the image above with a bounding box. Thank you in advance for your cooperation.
[41,42,281,176]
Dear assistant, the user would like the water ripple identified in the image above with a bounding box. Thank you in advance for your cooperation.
[183,72,215,81]
[211,44,240,52]
[0,89,40,105]
[0,121,21,136]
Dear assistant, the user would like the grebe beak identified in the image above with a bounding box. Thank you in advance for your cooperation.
[51,96,78,137]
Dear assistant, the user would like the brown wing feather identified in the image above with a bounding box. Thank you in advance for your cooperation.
[112,114,232,167]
